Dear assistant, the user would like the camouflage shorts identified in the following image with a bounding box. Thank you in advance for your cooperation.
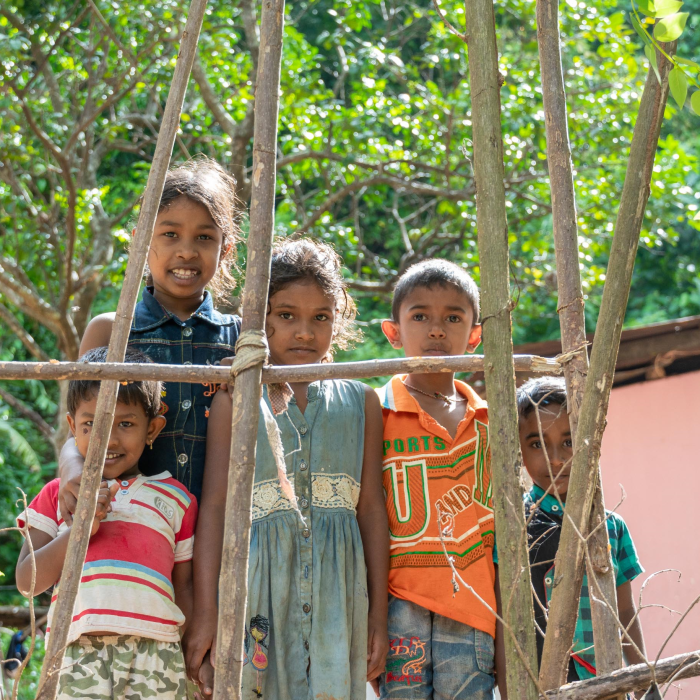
[57,635,188,700]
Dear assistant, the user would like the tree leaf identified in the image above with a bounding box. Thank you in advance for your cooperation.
[653,12,689,41]
[645,44,663,84]
[631,13,653,44]
[676,57,700,70]
[650,0,683,17]
[668,66,688,109]
[637,0,657,16]
[691,91,700,116]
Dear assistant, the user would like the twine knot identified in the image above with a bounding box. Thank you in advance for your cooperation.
[229,330,269,381]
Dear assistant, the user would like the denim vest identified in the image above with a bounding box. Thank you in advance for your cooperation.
[127,288,240,502]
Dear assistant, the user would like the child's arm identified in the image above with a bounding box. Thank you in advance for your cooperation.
[16,481,116,596]
[58,313,115,524]
[494,566,508,699]
[357,387,390,685]
[617,581,646,666]
[173,561,194,635]
[183,390,232,681]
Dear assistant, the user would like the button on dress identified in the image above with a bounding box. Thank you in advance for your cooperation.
[242,380,369,700]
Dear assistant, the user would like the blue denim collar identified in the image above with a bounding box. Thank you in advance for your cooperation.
[132,287,234,331]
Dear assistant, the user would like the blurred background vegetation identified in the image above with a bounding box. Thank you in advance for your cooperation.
[0,0,699,690]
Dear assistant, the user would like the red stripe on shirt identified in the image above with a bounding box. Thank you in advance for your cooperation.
[80,573,174,601]
[71,608,178,625]
[130,500,170,525]
[142,483,188,512]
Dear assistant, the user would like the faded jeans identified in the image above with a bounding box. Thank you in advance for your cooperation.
[379,596,495,700]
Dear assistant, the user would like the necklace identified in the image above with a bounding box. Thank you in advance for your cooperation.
[402,380,467,405]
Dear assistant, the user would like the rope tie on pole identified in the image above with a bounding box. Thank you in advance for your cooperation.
[228,329,302,519]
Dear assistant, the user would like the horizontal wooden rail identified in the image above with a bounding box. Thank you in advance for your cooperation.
[544,649,700,700]
[0,354,561,384]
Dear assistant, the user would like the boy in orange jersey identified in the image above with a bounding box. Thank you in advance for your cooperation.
[377,260,498,700]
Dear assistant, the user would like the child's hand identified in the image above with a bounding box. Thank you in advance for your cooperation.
[194,654,214,700]
[183,613,217,682]
[90,481,118,536]
[366,616,389,685]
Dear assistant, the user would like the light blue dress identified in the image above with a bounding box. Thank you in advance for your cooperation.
[241,380,369,700]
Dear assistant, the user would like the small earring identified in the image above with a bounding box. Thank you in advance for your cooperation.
[149,441,153,450]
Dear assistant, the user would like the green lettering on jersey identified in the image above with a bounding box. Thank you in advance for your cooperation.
[434,436,446,451]
[394,438,405,453]
[407,437,420,453]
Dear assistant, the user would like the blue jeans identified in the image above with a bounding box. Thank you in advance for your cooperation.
[380,596,495,700]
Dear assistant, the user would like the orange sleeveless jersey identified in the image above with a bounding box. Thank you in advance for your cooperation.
[377,375,496,636]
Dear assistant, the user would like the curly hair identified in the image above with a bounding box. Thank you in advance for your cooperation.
[268,238,361,360]
[141,156,242,303]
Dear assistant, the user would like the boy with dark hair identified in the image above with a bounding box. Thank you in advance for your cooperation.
[508,376,646,690]
[16,347,197,700]
[378,259,497,699]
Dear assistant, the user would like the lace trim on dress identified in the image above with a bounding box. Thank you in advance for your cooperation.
[252,479,296,521]
[311,474,361,512]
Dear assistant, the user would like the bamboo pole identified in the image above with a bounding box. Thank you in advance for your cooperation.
[538,41,675,691]
[0,354,560,383]
[34,2,208,697]
[463,0,539,696]
[535,0,623,687]
[542,649,700,700]
[212,0,285,696]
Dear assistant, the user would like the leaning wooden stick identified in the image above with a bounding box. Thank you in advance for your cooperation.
[213,0,285,697]
[536,0,623,687]
[463,0,539,696]
[34,2,209,698]
[543,649,700,700]
[0,354,561,383]
[538,41,676,691]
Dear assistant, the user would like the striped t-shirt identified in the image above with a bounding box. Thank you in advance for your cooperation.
[18,472,197,643]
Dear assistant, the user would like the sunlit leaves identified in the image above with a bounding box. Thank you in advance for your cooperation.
[669,66,688,109]
[691,91,700,116]
[653,11,689,41]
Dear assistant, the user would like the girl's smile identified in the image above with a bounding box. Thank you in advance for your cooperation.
[147,197,224,319]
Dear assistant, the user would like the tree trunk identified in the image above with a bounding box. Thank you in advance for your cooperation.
[538,41,676,691]
[34,3,208,697]
[535,0,623,687]
[212,0,286,697]
[463,0,539,697]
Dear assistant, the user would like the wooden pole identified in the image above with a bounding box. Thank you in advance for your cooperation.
[34,2,208,697]
[542,649,700,700]
[535,0,623,687]
[538,41,675,691]
[212,0,285,697]
[463,0,539,696]
[0,354,560,383]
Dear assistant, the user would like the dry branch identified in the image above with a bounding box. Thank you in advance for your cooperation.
[542,649,700,700]
[213,0,285,697]
[538,41,675,691]
[536,0,622,685]
[0,354,561,384]
[0,606,49,629]
[33,3,208,698]
[462,0,539,696]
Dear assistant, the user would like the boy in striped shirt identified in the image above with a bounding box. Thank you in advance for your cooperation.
[16,347,197,700]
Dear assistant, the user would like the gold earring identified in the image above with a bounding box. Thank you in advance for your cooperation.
[149,441,153,450]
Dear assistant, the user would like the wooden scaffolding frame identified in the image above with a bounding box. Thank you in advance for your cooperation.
[1,0,698,699]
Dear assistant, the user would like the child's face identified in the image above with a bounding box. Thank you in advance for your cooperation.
[147,197,224,301]
[266,280,336,366]
[381,284,482,358]
[67,397,165,480]
[519,403,573,499]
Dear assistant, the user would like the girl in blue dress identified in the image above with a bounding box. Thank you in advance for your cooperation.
[59,157,242,507]
[187,238,389,700]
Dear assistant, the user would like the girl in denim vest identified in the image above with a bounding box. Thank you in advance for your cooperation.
[59,157,242,510]
[186,239,389,700]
